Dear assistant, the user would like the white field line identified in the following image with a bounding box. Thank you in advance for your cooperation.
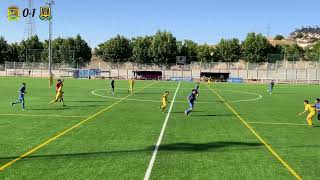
[143,82,181,180]
[92,88,262,103]
[248,121,308,126]
[0,114,88,118]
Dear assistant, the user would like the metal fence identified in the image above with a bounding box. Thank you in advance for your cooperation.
[1,61,320,84]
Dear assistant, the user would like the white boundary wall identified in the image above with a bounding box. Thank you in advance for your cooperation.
[1,61,320,84]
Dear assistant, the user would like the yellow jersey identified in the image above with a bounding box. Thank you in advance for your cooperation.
[161,93,168,103]
[305,104,316,114]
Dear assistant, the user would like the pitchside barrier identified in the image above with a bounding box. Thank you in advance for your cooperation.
[170,77,193,81]
[73,69,101,79]
[228,77,243,83]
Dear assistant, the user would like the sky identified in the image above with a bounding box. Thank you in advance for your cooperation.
[0,0,319,48]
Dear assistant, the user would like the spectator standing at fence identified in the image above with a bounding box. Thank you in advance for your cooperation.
[220,75,224,82]
[11,83,27,110]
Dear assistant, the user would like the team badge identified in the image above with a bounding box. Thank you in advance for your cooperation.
[39,6,52,20]
[7,6,20,21]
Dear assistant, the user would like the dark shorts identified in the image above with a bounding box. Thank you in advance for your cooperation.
[19,95,24,102]
[188,101,194,109]
[318,114,320,120]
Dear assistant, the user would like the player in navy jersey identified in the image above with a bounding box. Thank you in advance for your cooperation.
[315,98,320,121]
[267,80,275,94]
[185,89,197,116]
[11,83,27,110]
[195,82,200,97]
[110,79,115,94]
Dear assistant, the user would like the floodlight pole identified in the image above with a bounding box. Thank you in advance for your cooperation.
[49,17,52,74]
[47,0,54,74]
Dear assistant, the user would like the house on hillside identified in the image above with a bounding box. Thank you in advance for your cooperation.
[288,26,320,48]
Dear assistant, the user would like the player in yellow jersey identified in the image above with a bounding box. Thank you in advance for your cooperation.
[160,91,170,112]
[298,100,316,126]
[128,77,135,93]
[50,79,65,106]
[206,77,212,85]
[49,73,54,88]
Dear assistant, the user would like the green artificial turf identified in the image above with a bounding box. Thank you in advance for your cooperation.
[0,77,319,179]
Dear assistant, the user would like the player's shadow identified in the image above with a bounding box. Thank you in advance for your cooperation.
[191,114,235,117]
[27,107,72,111]
[133,93,161,95]
[0,141,263,160]
[155,141,263,152]
[170,111,206,113]
[67,100,107,103]
[65,105,107,108]
[272,93,296,95]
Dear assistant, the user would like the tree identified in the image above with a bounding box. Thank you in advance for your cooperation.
[279,44,304,55]
[305,41,320,61]
[132,36,152,64]
[95,35,132,63]
[241,32,273,63]
[296,32,304,39]
[279,44,304,61]
[41,38,65,63]
[8,43,21,62]
[0,36,10,63]
[178,40,198,62]
[274,34,285,40]
[197,44,218,62]
[41,35,92,65]
[20,35,44,62]
[149,30,177,64]
[74,35,92,64]
[216,38,241,62]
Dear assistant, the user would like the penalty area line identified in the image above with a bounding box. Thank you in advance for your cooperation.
[248,121,307,126]
[144,81,181,180]
[0,81,157,172]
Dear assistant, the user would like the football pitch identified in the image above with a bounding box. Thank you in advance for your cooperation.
[1,77,320,179]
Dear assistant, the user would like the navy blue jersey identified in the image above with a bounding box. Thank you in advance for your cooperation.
[111,80,115,87]
[270,81,274,87]
[315,103,320,114]
[19,86,26,96]
[188,93,196,102]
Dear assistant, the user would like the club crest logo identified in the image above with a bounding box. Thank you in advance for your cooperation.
[7,6,20,21]
[39,6,52,20]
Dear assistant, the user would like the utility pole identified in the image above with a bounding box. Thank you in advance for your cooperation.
[47,0,54,74]
[267,24,271,38]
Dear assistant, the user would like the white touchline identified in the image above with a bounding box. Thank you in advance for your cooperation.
[143,81,181,180]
